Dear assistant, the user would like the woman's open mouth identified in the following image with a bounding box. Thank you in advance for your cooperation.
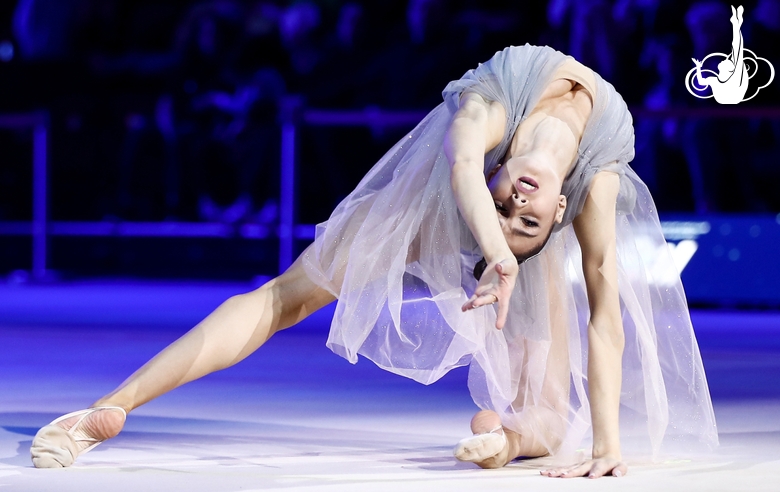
[516,176,539,193]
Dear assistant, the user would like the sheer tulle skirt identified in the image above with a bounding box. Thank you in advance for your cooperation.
[467,168,717,461]
[302,101,717,464]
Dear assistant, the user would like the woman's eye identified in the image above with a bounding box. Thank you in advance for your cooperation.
[494,202,507,213]
[522,218,538,227]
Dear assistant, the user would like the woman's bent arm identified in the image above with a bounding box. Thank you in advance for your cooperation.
[444,92,509,263]
[444,92,517,328]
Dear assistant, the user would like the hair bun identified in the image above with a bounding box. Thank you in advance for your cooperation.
[473,258,488,280]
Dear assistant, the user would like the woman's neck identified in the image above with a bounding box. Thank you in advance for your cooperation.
[507,113,578,180]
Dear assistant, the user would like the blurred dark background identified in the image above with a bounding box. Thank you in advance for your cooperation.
[0,0,778,299]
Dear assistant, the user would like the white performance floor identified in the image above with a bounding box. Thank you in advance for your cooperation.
[1,281,779,491]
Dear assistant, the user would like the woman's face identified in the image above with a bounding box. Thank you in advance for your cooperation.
[486,155,566,258]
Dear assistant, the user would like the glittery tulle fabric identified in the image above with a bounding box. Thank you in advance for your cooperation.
[302,45,717,461]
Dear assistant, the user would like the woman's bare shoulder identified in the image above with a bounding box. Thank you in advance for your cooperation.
[457,91,507,152]
[573,171,619,233]
[573,171,620,263]
[589,171,620,198]
[460,91,506,116]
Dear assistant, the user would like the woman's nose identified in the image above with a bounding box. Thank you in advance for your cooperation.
[512,193,527,205]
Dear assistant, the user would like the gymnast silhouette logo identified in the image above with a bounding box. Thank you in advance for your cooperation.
[685,5,774,104]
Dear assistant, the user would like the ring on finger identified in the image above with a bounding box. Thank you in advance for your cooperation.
[490,294,498,304]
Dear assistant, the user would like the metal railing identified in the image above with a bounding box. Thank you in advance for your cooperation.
[3,102,779,278]
[0,112,49,280]
[276,98,426,271]
[0,101,427,278]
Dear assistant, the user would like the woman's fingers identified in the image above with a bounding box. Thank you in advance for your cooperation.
[541,460,627,479]
[495,294,508,330]
[586,460,613,478]
[461,298,475,312]
[541,462,590,478]
[612,462,627,478]
[541,464,572,477]
[585,460,627,478]
[493,260,514,329]
[461,258,517,321]
[560,462,592,478]
[461,292,498,311]
[495,308,507,330]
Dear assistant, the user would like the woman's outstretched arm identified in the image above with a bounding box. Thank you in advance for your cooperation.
[443,92,517,328]
[543,171,627,479]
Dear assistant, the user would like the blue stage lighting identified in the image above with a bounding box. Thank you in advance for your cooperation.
[0,41,13,62]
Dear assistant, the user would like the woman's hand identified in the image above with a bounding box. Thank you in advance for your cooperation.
[541,458,627,479]
[461,258,518,329]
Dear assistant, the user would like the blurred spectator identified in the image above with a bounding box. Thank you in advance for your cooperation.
[172,1,285,223]
[12,0,82,62]
[278,1,325,95]
[685,0,732,59]
[744,0,780,210]
[4,0,780,226]
[547,0,616,80]
[295,0,469,223]
[276,1,377,106]
[357,0,465,108]
[425,0,527,67]
[238,1,287,72]
[750,0,780,66]
[88,1,286,222]
[631,34,694,210]
[282,1,366,223]
[746,0,780,100]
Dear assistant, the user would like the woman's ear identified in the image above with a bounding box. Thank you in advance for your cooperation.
[555,195,567,224]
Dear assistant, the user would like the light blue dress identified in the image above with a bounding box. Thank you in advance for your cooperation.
[303,44,718,462]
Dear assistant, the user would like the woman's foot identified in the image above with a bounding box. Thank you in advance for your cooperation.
[453,410,515,469]
[31,407,127,468]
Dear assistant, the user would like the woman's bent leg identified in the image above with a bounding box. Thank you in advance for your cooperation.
[455,409,557,469]
[32,247,335,467]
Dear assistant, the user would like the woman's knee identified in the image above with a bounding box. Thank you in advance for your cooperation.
[470,410,501,433]
[261,271,335,331]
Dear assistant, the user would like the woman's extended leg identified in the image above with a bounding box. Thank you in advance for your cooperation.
[455,254,571,469]
[31,247,336,467]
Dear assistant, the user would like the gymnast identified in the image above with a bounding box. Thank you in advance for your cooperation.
[31,44,718,478]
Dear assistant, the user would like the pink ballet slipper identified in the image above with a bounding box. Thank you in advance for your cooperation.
[30,407,126,468]
[453,425,507,463]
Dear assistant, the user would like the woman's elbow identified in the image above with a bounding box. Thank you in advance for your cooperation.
[589,312,625,351]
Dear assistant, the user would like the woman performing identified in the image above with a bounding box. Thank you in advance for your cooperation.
[31,44,718,478]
